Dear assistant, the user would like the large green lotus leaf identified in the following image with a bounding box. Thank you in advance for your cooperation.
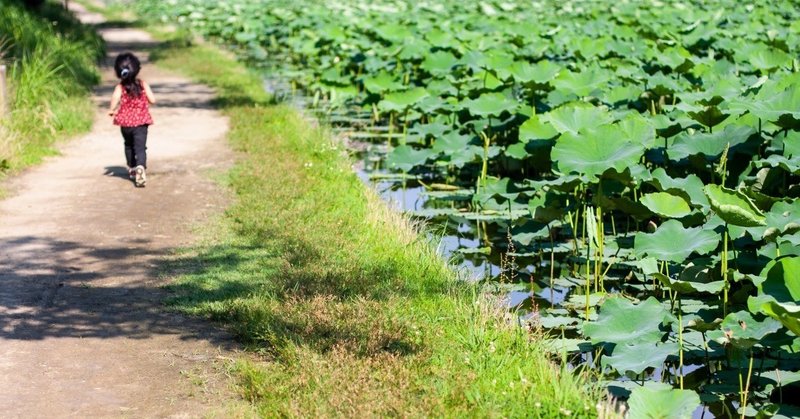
[373,23,413,42]
[648,168,709,209]
[627,383,700,419]
[669,124,756,161]
[617,112,656,148]
[474,176,520,202]
[728,89,800,129]
[704,185,766,227]
[640,192,692,218]
[583,297,674,345]
[544,103,613,135]
[602,342,678,376]
[552,125,644,179]
[751,154,800,175]
[378,88,430,112]
[634,220,720,263]
[761,302,800,337]
[510,60,561,84]
[551,66,610,97]
[362,72,404,94]
[748,201,800,241]
[519,115,558,141]
[761,256,800,303]
[459,93,519,117]
[528,191,570,223]
[386,145,434,172]
[709,310,781,349]
[420,51,458,76]
[738,43,793,71]
[655,272,725,295]
[687,106,729,129]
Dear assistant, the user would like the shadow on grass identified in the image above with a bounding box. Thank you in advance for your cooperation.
[160,233,422,359]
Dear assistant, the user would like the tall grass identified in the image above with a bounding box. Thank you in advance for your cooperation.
[0,0,104,174]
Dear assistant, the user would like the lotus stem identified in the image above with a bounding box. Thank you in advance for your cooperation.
[723,227,729,317]
[678,296,684,390]
[741,350,754,419]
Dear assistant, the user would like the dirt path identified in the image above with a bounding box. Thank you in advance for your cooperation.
[0,5,246,418]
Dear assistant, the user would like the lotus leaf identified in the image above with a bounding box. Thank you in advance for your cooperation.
[627,383,700,419]
[710,311,781,349]
[518,115,558,141]
[552,125,644,179]
[634,220,720,263]
[378,88,430,112]
[387,145,434,172]
[544,103,613,135]
[656,268,725,294]
[420,51,459,76]
[704,185,766,227]
[640,192,692,218]
[551,66,610,97]
[602,341,678,375]
[362,72,404,94]
[510,60,561,84]
[728,89,800,129]
[669,124,756,161]
[583,297,674,345]
[459,93,519,117]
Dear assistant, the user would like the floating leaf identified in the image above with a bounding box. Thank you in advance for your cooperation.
[704,185,766,227]
[634,220,720,263]
[627,383,701,419]
[386,145,434,172]
[583,297,674,345]
[602,341,678,375]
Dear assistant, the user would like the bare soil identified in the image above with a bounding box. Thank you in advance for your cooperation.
[0,4,248,418]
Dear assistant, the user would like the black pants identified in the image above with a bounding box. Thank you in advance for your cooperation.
[121,125,148,169]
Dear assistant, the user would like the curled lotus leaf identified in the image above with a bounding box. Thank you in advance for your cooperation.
[704,185,766,227]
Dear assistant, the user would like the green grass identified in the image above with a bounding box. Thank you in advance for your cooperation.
[0,0,104,178]
[147,31,609,417]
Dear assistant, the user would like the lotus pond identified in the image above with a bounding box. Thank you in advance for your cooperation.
[140,0,800,416]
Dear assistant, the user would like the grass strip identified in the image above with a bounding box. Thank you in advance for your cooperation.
[147,32,607,417]
[0,0,104,179]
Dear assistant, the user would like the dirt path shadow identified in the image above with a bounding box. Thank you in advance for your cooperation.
[0,3,248,417]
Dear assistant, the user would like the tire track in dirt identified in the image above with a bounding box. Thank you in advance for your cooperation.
[0,4,245,417]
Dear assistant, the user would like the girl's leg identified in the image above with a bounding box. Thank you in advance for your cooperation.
[121,127,136,168]
[131,125,148,169]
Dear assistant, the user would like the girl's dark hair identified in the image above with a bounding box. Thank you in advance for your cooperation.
[114,52,142,97]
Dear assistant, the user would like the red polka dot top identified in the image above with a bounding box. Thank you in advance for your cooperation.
[113,80,153,127]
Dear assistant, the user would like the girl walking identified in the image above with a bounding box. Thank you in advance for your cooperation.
[108,52,155,187]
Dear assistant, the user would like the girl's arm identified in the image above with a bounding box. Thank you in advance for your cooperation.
[108,85,122,116]
[142,80,156,104]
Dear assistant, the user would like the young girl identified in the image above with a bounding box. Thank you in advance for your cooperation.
[108,52,156,187]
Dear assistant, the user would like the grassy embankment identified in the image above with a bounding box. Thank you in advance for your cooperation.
[0,0,104,178]
[143,27,608,417]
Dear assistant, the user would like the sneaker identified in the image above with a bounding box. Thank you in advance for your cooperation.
[128,168,136,180]
[134,165,146,187]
